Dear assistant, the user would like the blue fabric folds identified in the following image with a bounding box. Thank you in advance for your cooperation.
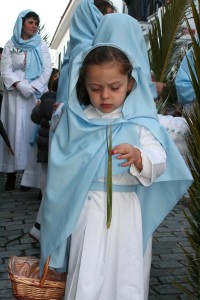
[11,9,43,81]
[40,0,193,272]
[175,47,196,104]
[55,0,103,103]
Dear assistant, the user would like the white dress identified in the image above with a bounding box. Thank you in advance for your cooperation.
[0,40,52,172]
[64,106,166,300]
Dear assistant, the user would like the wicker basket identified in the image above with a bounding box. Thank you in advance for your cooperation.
[8,256,66,300]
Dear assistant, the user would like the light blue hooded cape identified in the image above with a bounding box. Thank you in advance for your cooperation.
[55,0,156,103]
[11,9,43,81]
[55,0,102,103]
[175,47,196,104]
[40,0,193,272]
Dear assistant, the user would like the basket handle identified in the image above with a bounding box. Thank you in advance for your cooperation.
[40,256,50,286]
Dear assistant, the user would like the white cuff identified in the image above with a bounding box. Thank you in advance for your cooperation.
[130,149,152,186]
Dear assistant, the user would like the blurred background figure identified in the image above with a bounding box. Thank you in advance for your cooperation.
[0,9,52,191]
[29,77,58,241]
[93,0,117,14]
[124,0,166,22]
[175,47,196,113]
[20,69,59,192]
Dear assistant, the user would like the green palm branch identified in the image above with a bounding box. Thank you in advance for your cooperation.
[38,24,50,47]
[149,0,190,83]
[174,0,200,297]
[106,123,112,229]
[148,0,191,113]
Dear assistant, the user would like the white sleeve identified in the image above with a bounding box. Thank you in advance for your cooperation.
[50,103,65,132]
[130,125,166,186]
[1,40,20,89]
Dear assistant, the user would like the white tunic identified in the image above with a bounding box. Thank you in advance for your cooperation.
[64,106,166,300]
[0,40,52,172]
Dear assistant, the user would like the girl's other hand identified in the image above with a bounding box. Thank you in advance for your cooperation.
[111,143,142,171]
[155,82,166,96]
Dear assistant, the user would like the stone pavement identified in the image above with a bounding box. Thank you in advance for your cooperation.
[0,172,191,299]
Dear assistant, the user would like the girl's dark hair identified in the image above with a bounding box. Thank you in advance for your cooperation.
[76,46,133,106]
[22,11,40,26]
[48,68,59,91]
[94,0,117,14]
[51,77,59,92]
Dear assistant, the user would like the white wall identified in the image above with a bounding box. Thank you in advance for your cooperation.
[50,0,80,68]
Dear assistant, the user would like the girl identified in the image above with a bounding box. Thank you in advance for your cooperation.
[40,2,192,300]
[65,45,167,299]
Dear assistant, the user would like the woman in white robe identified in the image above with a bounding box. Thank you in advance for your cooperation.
[0,9,52,190]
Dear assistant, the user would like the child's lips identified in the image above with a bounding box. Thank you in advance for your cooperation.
[100,104,112,109]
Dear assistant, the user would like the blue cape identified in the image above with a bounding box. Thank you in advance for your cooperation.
[175,47,196,104]
[11,9,43,81]
[55,0,102,103]
[40,0,193,272]
[55,0,156,103]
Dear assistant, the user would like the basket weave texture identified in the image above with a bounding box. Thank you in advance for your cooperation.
[8,256,66,300]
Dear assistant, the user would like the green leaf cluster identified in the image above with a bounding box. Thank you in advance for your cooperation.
[149,0,190,82]
[38,24,50,47]
[174,0,200,298]
[148,0,190,110]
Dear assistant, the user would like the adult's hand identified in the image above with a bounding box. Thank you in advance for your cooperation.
[16,81,35,99]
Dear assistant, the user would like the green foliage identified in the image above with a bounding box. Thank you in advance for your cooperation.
[148,0,190,110]
[106,123,112,229]
[178,104,200,298]
[149,0,189,82]
[38,24,50,47]
[174,0,200,298]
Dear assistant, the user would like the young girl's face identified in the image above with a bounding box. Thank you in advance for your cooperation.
[85,61,134,113]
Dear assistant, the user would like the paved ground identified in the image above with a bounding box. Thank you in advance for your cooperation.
[0,172,191,299]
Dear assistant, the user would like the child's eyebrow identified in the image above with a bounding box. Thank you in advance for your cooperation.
[87,80,123,85]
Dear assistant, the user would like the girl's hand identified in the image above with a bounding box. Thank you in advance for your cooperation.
[111,143,142,171]
[155,82,166,96]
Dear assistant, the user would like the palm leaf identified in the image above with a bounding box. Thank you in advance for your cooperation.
[38,24,50,47]
[175,0,200,297]
[106,123,112,229]
[149,0,190,83]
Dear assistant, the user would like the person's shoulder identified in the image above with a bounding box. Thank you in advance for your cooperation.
[37,40,47,52]
[40,40,49,48]
[4,39,14,49]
